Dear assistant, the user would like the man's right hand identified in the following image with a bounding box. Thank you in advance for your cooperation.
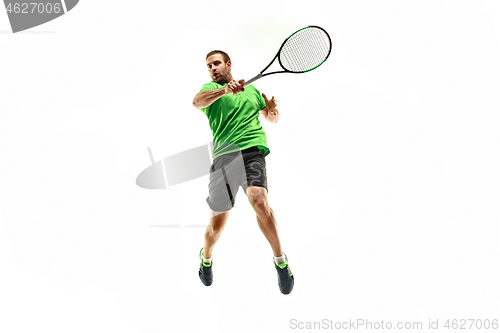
[224,79,246,95]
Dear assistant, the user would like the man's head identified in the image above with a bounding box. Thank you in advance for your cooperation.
[206,50,232,83]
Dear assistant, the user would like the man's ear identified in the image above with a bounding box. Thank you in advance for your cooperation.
[226,60,231,69]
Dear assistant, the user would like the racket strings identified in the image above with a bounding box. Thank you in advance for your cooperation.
[280,27,331,73]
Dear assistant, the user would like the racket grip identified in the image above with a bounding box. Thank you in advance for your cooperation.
[245,73,262,85]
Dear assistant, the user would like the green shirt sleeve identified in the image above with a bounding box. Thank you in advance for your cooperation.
[253,86,267,111]
[199,82,219,114]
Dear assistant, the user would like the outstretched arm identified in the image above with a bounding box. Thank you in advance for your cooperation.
[260,93,279,123]
[192,79,245,109]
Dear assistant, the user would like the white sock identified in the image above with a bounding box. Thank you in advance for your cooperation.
[274,254,286,265]
[203,255,212,265]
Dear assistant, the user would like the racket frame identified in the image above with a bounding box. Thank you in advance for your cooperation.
[246,25,332,85]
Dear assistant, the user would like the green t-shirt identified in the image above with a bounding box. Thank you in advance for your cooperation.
[200,81,270,159]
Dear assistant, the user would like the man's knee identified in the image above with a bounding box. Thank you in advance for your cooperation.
[251,197,267,212]
[247,189,268,213]
[208,210,229,234]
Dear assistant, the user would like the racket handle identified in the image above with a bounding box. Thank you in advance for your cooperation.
[245,73,262,85]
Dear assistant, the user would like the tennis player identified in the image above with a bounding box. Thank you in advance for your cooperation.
[192,50,293,294]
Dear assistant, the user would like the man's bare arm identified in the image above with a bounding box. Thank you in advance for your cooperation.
[193,87,227,109]
[192,79,245,109]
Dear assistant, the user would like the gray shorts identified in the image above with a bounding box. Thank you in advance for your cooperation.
[206,146,268,212]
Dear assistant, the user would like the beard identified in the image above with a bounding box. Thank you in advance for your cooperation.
[212,68,230,83]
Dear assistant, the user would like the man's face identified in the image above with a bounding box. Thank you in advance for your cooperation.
[206,54,231,83]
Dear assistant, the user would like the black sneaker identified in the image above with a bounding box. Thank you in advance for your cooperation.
[275,254,294,294]
[199,248,213,286]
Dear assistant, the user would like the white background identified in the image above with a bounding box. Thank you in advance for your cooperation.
[1,1,499,332]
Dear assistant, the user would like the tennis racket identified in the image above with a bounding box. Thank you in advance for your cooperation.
[245,26,332,85]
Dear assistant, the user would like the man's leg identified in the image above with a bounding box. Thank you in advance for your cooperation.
[201,149,242,286]
[246,185,283,257]
[203,209,230,259]
[247,184,293,294]
[199,209,229,286]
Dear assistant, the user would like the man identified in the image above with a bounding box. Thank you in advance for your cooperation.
[192,50,293,294]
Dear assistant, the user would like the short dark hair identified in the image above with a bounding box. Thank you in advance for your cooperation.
[206,50,231,63]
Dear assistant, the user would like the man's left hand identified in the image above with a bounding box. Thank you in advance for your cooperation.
[262,93,277,111]
[261,93,279,123]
